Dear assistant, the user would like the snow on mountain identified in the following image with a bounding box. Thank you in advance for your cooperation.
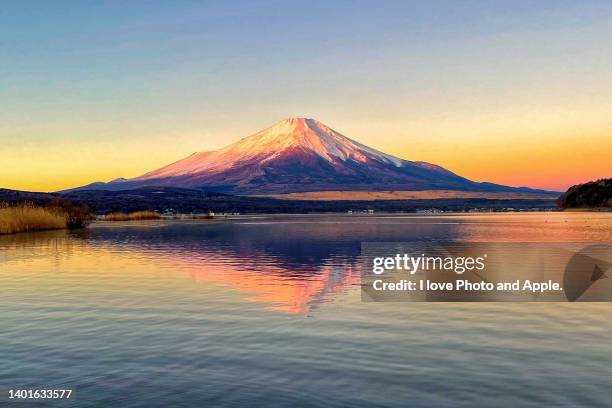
[136,118,403,180]
[68,118,550,195]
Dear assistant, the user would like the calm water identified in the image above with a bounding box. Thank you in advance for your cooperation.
[1,213,611,407]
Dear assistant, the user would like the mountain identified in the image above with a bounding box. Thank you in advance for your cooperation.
[0,188,60,205]
[558,178,612,209]
[68,118,552,195]
[0,187,557,215]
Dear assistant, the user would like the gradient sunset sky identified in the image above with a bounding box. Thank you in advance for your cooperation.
[2,0,611,192]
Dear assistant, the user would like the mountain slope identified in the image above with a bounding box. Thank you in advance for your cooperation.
[69,118,553,195]
[557,178,612,208]
[0,187,557,215]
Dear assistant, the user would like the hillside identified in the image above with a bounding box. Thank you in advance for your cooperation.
[0,187,557,214]
[557,178,612,209]
[255,190,555,201]
[0,188,61,205]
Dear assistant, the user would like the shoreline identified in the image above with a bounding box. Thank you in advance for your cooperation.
[560,208,612,212]
[90,210,597,223]
[4,209,611,236]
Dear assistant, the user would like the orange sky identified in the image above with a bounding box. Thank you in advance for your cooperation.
[1,112,609,193]
[2,2,611,192]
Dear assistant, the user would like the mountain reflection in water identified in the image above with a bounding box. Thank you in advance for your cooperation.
[1,213,610,313]
[2,213,612,408]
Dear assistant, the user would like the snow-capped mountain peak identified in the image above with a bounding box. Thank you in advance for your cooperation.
[136,118,403,180]
[72,117,536,195]
[211,117,402,166]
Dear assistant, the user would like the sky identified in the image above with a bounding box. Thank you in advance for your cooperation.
[1,0,611,192]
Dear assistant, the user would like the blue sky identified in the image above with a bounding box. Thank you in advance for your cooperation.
[1,1,611,191]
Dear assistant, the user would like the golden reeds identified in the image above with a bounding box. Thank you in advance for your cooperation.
[0,203,67,234]
[102,211,161,221]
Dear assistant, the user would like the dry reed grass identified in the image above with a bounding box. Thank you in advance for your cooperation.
[103,211,161,221]
[0,203,67,234]
[129,211,161,220]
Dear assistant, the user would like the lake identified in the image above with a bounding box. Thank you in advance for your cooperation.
[1,213,611,407]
